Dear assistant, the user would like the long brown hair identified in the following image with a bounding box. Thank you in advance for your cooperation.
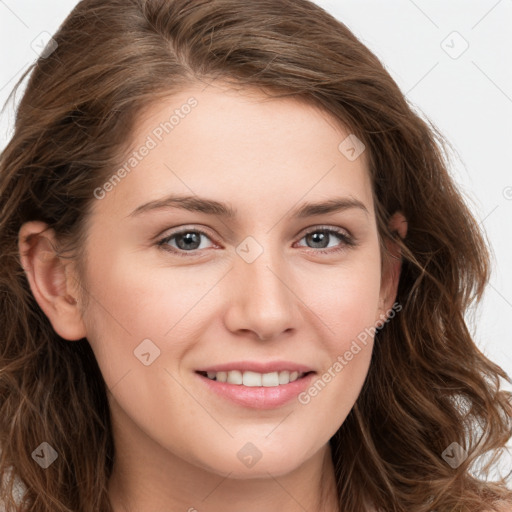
[1,0,511,510]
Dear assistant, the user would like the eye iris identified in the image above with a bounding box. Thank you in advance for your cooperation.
[307,231,329,249]
[176,232,201,250]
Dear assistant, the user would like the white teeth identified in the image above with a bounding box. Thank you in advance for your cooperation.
[203,369,306,386]
[278,370,290,384]
[226,370,243,385]
[242,371,261,387]
[261,372,279,387]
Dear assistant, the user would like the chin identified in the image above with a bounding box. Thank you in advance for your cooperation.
[194,442,314,479]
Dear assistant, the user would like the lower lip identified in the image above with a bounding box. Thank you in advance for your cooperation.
[196,372,316,409]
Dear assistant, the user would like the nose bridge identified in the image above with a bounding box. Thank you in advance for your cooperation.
[240,238,291,306]
[244,250,287,302]
[225,236,299,339]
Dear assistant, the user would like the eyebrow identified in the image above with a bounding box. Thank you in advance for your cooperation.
[128,194,369,219]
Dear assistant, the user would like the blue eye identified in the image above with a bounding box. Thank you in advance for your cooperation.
[296,228,355,254]
[158,229,214,256]
[157,226,355,258]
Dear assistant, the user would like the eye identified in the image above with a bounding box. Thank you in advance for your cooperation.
[157,228,215,256]
[295,227,355,254]
[157,225,356,258]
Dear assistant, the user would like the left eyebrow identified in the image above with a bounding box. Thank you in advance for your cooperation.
[127,194,369,219]
[292,197,369,218]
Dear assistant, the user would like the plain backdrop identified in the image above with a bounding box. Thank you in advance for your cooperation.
[1,0,511,462]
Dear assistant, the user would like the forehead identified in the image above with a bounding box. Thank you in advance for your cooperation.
[93,82,374,220]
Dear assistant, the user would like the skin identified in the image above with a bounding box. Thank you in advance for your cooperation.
[19,82,407,512]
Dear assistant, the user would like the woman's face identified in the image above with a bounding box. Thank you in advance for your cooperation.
[61,83,399,478]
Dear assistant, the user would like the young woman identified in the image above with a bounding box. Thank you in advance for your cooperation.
[0,0,511,511]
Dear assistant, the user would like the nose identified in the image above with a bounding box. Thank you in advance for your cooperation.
[222,244,301,341]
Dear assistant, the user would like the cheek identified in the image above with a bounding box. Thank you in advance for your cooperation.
[79,242,219,384]
[298,245,381,402]
[296,261,381,430]
[82,235,205,332]
[304,249,382,351]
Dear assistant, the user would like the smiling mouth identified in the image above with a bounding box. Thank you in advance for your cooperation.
[196,370,314,387]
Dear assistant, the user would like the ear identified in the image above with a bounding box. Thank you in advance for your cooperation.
[18,221,87,341]
[375,211,407,324]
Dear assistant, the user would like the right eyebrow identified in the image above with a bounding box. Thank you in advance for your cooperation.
[127,194,236,218]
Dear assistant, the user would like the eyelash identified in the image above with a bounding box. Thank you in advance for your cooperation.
[156,225,356,258]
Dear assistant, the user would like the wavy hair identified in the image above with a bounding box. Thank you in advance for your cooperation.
[0,0,511,510]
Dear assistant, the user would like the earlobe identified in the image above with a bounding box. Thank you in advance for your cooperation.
[376,211,408,323]
[18,221,87,341]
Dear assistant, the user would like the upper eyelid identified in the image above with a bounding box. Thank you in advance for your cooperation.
[294,226,353,247]
[157,224,216,241]
[300,225,351,236]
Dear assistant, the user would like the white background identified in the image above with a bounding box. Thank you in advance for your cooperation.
[1,0,511,457]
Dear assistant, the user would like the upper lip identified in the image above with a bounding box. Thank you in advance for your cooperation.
[196,361,315,374]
